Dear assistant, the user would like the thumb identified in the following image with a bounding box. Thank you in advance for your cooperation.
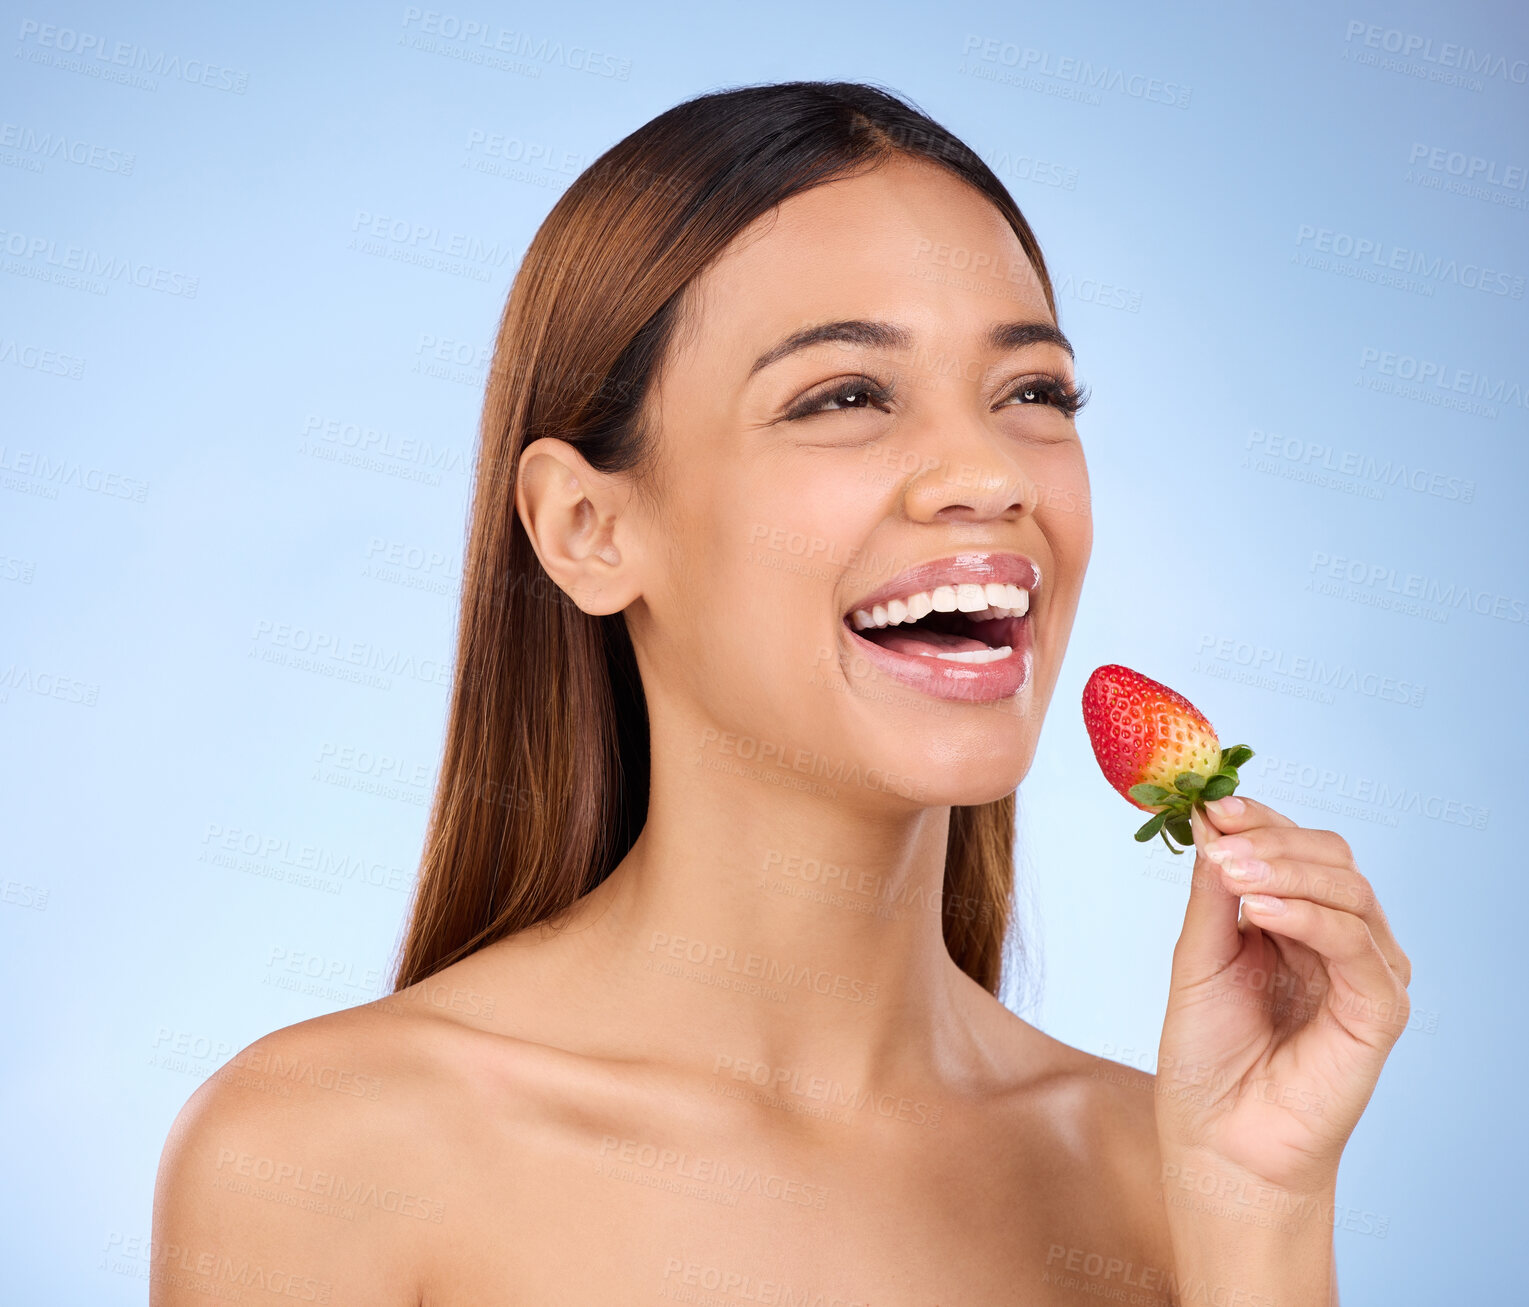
[1171,804,1244,984]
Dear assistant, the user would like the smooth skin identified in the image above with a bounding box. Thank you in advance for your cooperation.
[153,155,1409,1305]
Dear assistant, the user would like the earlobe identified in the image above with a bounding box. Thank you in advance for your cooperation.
[515,438,639,616]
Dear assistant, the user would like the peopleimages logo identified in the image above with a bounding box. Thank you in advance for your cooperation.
[1257,754,1489,832]
[1194,633,1425,709]
[399,8,632,80]
[1308,551,1528,625]
[960,35,1191,107]
[1295,225,1525,298]
[598,1136,829,1209]
[0,227,199,297]
[0,446,147,500]
[0,122,135,175]
[349,211,516,269]
[1343,20,1528,86]
[15,19,251,92]
[1359,347,1528,413]
[647,930,880,1006]
[1244,428,1476,503]
[1408,143,1527,192]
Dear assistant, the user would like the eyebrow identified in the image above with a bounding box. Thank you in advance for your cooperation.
[747,318,1074,378]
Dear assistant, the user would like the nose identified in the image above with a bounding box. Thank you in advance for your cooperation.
[899,423,1036,525]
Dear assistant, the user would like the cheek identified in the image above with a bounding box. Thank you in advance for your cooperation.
[732,455,888,574]
[1030,447,1091,561]
[1039,491,1091,567]
[702,464,883,675]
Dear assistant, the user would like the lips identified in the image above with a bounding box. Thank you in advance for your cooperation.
[839,552,1040,704]
[845,552,1041,618]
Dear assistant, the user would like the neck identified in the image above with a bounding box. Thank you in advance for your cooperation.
[536,720,1001,1096]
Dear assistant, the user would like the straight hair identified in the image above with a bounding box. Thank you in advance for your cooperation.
[392,80,1058,998]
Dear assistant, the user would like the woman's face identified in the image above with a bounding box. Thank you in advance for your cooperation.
[627,152,1092,808]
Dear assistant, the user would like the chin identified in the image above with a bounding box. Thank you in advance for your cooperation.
[877,722,1039,809]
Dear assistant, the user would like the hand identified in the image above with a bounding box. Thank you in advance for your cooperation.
[1154,794,1412,1197]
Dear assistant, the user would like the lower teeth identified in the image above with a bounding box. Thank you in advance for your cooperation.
[929,645,1012,664]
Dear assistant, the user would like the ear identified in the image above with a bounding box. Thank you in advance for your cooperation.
[514,438,646,616]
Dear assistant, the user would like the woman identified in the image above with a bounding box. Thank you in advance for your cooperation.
[154,81,1410,1304]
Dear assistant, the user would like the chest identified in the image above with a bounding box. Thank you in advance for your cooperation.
[413,1094,1170,1306]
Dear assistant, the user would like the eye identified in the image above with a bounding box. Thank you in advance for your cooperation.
[785,376,894,421]
[1000,374,1090,419]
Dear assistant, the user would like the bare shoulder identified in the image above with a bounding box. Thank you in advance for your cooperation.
[151,999,457,1306]
[980,1003,1179,1282]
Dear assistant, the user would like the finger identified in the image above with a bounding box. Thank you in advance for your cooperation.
[1203,822,1358,869]
[1171,804,1246,981]
[1199,793,1297,831]
[1200,818,1411,988]
[1212,854,1411,986]
[1237,893,1411,1047]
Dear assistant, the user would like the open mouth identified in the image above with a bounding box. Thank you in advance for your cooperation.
[844,585,1028,666]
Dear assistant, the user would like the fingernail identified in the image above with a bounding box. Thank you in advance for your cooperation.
[1242,893,1285,914]
[1202,835,1252,864]
[1205,795,1245,818]
[1223,857,1270,884]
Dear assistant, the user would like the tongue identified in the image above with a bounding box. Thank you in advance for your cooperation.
[858,626,990,656]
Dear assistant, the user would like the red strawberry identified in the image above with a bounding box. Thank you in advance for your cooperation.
[1082,664,1253,853]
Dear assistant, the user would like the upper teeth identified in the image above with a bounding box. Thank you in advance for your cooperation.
[850,582,1030,631]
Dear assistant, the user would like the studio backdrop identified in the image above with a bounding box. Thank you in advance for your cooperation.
[2,0,1524,1299]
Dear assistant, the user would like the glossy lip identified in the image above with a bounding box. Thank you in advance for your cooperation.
[844,551,1042,617]
[840,551,1040,705]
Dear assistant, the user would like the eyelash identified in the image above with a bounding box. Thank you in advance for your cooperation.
[785,373,1089,422]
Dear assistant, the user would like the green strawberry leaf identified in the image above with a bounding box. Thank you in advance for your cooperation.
[1224,745,1254,768]
[1201,774,1237,801]
[1175,772,1206,793]
[1128,783,1172,806]
[1166,815,1193,847]
[1134,811,1168,842]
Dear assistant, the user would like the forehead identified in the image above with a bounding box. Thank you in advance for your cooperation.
[679,154,1050,359]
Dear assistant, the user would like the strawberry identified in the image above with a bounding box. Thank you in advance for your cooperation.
[1081,664,1254,854]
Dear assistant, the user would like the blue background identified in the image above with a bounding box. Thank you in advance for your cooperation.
[3,0,1524,1298]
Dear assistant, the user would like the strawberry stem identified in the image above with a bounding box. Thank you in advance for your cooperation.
[1125,745,1257,854]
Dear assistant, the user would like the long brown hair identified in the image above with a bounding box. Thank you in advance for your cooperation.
[392,80,1058,998]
